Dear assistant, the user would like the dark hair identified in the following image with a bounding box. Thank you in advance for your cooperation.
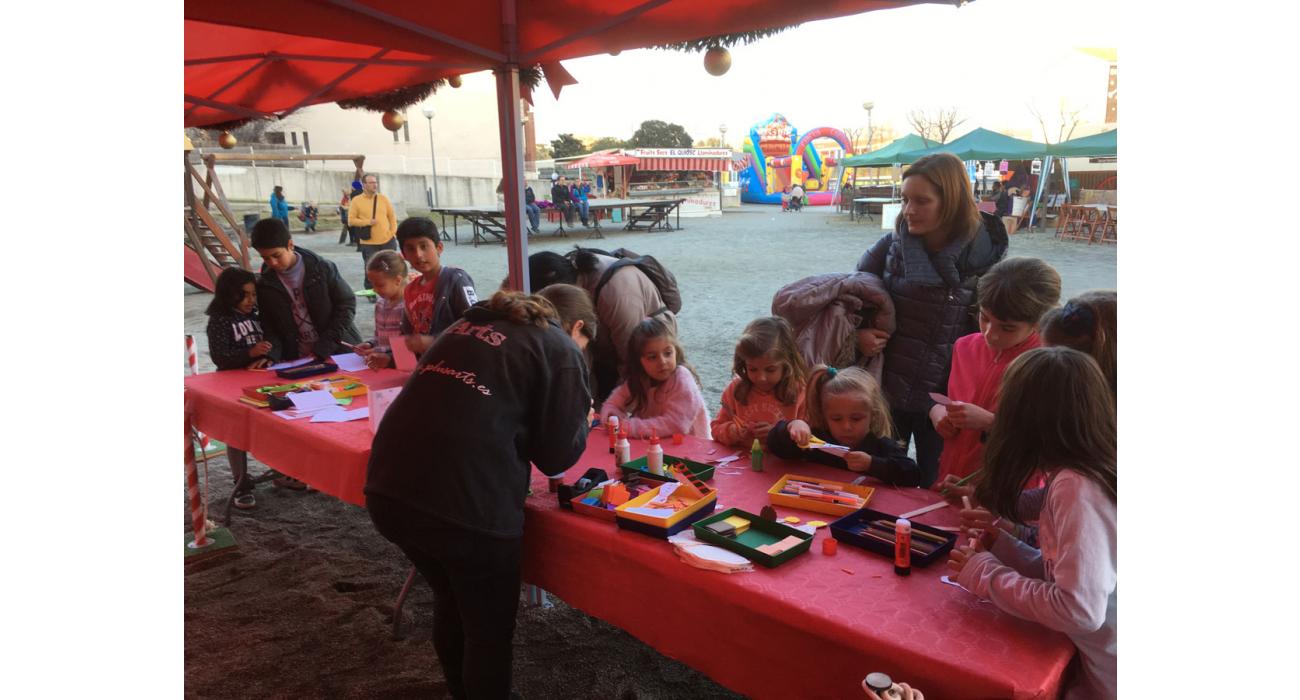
[803,365,893,439]
[250,218,291,249]
[272,185,284,196]
[485,290,559,328]
[733,317,807,406]
[362,173,377,184]
[977,257,1062,323]
[537,283,597,343]
[1040,291,1117,398]
[899,153,981,245]
[624,316,699,415]
[528,251,578,291]
[395,217,442,247]
[366,249,408,279]
[206,267,257,316]
[976,347,1117,524]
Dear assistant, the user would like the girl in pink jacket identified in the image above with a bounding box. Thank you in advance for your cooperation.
[600,317,710,439]
[711,317,808,447]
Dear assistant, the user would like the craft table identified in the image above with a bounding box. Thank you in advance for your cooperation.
[184,370,1074,699]
[430,198,685,246]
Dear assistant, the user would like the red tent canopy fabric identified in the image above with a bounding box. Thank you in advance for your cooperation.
[567,153,640,169]
[634,156,739,172]
[185,0,929,127]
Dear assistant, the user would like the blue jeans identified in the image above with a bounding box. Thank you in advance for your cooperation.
[525,202,540,231]
[576,199,589,224]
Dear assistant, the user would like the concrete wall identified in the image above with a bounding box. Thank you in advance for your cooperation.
[207,164,501,214]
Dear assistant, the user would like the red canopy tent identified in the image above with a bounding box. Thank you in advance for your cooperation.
[186,0,934,290]
[567,152,640,169]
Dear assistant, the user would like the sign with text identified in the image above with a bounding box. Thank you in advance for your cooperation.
[627,148,732,158]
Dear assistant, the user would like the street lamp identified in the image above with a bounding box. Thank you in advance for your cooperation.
[719,123,728,148]
[862,101,875,153]
[422,103,439,207]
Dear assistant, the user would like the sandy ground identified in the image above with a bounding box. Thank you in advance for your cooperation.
[183,205,1115,698]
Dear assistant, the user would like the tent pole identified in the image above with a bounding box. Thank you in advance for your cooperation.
[1029,155,1051,230]
[497,0,528,292]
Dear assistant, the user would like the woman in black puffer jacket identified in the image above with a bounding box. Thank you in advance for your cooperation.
[856,153,1008,486]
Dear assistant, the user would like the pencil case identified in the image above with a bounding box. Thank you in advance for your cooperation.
[829,508,956,567]
[275,360,338,379]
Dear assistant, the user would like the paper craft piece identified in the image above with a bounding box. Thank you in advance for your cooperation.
[268,357,313,372]
[808,520,828,528]
[941,576,980,596]
[310,407,370,423]
[928,392,952,406]
[897,501,949,520]
[369,386,402,434]
[712,452,742,466]
[783,516,800,524]
[808,443,851,453]
[330,352,369,373]
[287,390,338,413]
[624,507,677,518]
[648,482,681,504]
[387,335,419,371]
[273,410,310,421]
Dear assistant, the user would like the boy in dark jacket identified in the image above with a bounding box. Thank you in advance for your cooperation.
[397,217,478,357]
[250,218,362,362]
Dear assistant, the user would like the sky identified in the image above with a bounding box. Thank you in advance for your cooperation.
[447,0,1120,148]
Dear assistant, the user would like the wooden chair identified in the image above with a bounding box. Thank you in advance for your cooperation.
[1099,206,1117,244]
[1058,205,1093,243]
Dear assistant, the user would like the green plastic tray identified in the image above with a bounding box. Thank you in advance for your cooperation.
[620,453,715,483]
[692,508,813,568]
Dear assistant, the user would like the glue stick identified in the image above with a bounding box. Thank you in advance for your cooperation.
[750,438,764,472]
[893,518,912,576]
[646,431,664,475]
[616,428,631,467]
[606,415,619,454]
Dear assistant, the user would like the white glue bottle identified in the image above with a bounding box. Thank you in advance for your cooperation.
[615,427,631,468]
[646,431,664,475]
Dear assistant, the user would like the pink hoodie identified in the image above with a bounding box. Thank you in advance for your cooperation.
[600,365,711,440]
[937,331,1040,482]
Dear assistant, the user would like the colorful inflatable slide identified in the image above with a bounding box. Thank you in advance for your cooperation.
[739,114,853,206]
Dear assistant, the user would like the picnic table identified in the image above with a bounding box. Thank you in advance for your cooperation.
[430,198,686,245]
[852,197,900,223]
[184,368,1075,699]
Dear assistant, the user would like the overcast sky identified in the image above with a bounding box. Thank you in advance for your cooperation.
[442,0,1120,148]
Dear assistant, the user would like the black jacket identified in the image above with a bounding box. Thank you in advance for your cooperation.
[856,212,1008,412]
[400,266,478,337]
[256,246,362,361]
[766,420,923,487]
[365,305,592,537]
[205,310,264,370]
[525,186,536,204]
[551,183,572,204]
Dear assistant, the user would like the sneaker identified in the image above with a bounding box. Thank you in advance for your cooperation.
[233,491,256,510]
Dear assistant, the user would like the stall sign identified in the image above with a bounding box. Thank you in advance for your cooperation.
[627,148,733,158]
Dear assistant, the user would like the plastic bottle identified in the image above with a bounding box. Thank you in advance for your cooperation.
[750,438,764,472]
[615,428,631,468]
[606,415,619,454]
[646,431,664,475]
[894,518,912,576]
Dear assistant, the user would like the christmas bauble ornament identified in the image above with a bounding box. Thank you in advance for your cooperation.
[448,75,463,88]
[381,110,405,131]
[218,131,237,149]
[704,46,731,76]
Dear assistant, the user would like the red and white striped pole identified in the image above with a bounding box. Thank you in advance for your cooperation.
[185,402,210,549]
[185,335,211,452]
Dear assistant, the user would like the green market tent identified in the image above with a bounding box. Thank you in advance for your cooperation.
[893,127,1048,164]
[1048,129,1117,157]
[841,134,929,167]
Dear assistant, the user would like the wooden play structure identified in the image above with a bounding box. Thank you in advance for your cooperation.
[183,144,365,291]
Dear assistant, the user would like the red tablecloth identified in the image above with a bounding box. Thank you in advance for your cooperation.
[184,371,1074,698]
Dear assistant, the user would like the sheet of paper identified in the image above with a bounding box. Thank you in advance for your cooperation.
[897,501,949,520]
[387,335,418,371]
[368,386,403,434]
[928,392,952,406]
[310,407,370,423]
[648,482,680,504]
[273,410,310,420]
[267,357,313,371]
[287,390,337,413]
[330,352,368,373]
[624,507,677,518]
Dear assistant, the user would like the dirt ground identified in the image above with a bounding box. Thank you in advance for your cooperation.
[183,205,1115,698]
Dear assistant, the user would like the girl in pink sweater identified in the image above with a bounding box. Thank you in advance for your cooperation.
[711,317,808,447]
[600,317,710,439]
[947,347,1116,700]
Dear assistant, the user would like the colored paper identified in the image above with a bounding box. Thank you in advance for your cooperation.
[387,335,419,371]
[330,352,368,372]
[287,390,338,413]
[928,392,952,406]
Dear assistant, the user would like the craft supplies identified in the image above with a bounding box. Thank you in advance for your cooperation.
[822,538,838,556]
[927,392,951,406]
[941,468,983,495]
[829,508,957,568]
[894,518,912,576]
[692,507,814,568]
[621,454,715,484]
[897,501,949,520]
[615,481,718,539]
[767,474,875,516]
[646,431,664,475]
[722,515,751,534]
[759,505,778,521]
[863,672,894,694]
[783,516,800,524]
[750,438,764,472]
[606,415,619,453]
[808,520,828,528]
[615,428,631,467]
[672,433,684,446]
[755,535,803,556]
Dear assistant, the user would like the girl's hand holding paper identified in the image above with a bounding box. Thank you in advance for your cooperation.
[787,419,812,447]
[946,401,994,431]
[929,404,960,438]
[843,450,873,472]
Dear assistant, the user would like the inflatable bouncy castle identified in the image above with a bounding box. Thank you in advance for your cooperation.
[739,114,853,206]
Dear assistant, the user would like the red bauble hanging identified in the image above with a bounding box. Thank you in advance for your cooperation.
[381,110,406,131]
[218,131,237,149]
[704,46,731,76]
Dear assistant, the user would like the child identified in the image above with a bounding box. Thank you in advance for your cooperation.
[204,268,272,509]
[768,366,922,486]
[600,317,710,439]
[250,218,362,362]
[354,250,409,370]
[947,347,1116,700]
[931,257,1061,485]
[1040,291,1117,398]
[711,317,808,448]
[396,217,478,357]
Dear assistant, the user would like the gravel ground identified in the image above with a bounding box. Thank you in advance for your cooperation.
[183,205,1115,698]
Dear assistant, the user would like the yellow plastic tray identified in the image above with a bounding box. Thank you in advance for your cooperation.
[767,473,875,517]
[615,483,718,528]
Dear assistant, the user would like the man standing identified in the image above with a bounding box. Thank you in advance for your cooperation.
[347,173,398,290]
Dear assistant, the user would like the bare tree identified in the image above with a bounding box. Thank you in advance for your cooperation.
[842,126,864,154]
[907,107,967,145]
[1029,101,1086,145]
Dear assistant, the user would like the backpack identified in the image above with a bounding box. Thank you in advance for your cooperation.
[588,248,682,315]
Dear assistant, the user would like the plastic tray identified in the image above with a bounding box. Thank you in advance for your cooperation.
[614,483,718,539]
[692,508,814,568]
[767,473,875,517]
[620,453,715,483]
[828,507,957,567]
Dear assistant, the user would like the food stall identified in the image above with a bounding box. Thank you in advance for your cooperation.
[624,148,743,217]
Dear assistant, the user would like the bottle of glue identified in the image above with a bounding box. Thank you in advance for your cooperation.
[646,431,664,475]
[894,518,912,576]
[615,427,631,468]
[750,438,764,472]
[606,415,619,454]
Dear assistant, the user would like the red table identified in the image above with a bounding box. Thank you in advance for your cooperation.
[184,370,1074,699]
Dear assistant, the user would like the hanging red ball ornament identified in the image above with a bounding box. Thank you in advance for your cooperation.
[704,46,731,76]
[448,75,463,88]
[218,131,237,149]
[381,110,406,131]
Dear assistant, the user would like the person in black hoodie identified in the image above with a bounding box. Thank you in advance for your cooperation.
[550,176,575,225]
[250,218,362,361]
[366,290,591,700]
[856,153,1008,486]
